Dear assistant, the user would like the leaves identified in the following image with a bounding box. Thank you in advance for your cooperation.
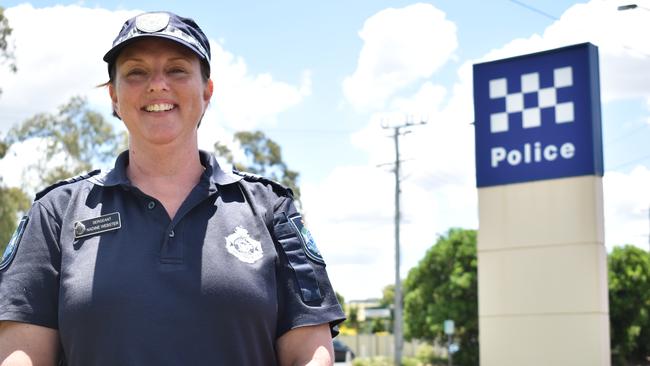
[403,228,478,366]
[214,130,301,202]
[608,245,650,364]
[0,6,17,96]
[0,186,30,253]
[5,96,126,187]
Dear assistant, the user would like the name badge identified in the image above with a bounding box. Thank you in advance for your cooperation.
[74,212,121,239]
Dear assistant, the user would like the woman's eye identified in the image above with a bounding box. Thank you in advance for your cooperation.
[169,68,187,74]
[126,69,146,77]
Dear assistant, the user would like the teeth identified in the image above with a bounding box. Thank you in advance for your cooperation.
[144,103,175,112]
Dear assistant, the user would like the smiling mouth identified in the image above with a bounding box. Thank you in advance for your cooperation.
[143,103,176,112]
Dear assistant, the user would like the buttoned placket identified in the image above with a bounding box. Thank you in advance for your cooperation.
[159,180,219,264]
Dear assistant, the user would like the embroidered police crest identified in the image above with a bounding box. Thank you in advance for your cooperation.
[225,226,263,264]
[0,216,28,271]
[289,215,325,265]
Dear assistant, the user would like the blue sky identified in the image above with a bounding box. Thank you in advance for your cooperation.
[1,0,649,300]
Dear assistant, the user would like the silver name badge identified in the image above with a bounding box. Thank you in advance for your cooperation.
[74,212,121,239]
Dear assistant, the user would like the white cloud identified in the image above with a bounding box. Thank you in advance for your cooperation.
[312,0,650,300]
[208,41,311,131]
[0,4,309,152]
[342,3,457,110]
[476,0,650,102]
[0,5,137,132]
[604,166,650,250]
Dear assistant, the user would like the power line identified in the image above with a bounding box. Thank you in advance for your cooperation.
[609,153,650,170]
[507,0,559,21]
[605,122,649,146]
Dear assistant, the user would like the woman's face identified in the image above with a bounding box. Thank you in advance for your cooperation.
[109,38,213,148]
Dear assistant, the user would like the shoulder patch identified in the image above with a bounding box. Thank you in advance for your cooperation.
[34,169,102,201]
[289,214,325,265]
[232,169,294,197]
[0,216,28,271]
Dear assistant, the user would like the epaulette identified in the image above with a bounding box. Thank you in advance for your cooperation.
[34,169,102,201]
[232,169,294,197]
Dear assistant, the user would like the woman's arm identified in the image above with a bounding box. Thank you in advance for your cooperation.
[276,323,334,366]
[0,321,59,366]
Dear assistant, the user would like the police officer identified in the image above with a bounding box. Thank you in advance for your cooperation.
[0,11,344,365]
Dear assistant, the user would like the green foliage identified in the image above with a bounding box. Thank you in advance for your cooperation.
[609,245,650,365]
[369,318,388,333]
[351,356,394,366]
[5,96,125,187]
[352,356,443,366]
[403,228,478,366]
[0,96,124,250]
[336,291,345,307]
[380,284,395,308]
[214,130,301,201]
[0,6,17,96]
[347,304,360,329]
[0,186,30,253]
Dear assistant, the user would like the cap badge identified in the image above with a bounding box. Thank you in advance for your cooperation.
[135,12,170,33]
[225,226,263,264]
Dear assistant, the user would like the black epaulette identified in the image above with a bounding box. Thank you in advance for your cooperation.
[34,169,102,201]
[232,169,294,197]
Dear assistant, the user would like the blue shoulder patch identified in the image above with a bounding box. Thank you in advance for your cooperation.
[0,216,28,271]
[289,214,325,265]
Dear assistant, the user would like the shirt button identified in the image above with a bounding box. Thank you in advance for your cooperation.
[169,230,175,238]
[147,201,156,210]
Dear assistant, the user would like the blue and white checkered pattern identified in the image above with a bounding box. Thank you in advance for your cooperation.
[488,66,574,134]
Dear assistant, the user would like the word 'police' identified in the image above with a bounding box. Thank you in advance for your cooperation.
[491,141,575,168]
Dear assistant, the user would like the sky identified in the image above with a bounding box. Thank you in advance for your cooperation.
[1,0,650,301]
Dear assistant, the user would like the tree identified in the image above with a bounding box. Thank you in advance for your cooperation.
[0,186,30,253]
[403,228,478,366]
[5,96,125,187]
[379,284,395,308]
[0,97,125,247]
[335,291,345,308]
[609,245,650,365]
[214,130,301,201]
[0,6,17,96]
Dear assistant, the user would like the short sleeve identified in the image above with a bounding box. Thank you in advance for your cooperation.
[0,201,61,329]
[272,197,346,338]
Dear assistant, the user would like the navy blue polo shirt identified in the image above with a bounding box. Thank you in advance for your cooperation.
[0,150,345,365]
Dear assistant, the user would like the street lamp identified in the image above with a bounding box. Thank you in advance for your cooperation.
[617,3,650,12]
[617,4,638,11]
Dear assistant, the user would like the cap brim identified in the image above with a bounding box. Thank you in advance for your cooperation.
[103,33,209,65]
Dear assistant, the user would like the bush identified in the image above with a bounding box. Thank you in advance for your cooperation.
[351,355,446,366]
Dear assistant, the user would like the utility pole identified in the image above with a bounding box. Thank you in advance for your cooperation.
[382,117,426,366]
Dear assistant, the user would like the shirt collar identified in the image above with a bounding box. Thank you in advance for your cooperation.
[89,150,242,187]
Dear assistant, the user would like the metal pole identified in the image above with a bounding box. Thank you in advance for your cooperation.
[393,127,403,366]
[381,117,426,366]
[448,334,453,366]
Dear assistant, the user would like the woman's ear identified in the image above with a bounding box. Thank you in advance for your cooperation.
[204,78,214,104]
[108,83,121,118]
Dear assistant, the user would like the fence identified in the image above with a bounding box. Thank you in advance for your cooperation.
[338,334,444,359]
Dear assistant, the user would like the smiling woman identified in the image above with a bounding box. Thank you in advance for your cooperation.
[0,10,344,366]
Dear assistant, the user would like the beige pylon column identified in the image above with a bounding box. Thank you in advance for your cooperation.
[477,175,610,366]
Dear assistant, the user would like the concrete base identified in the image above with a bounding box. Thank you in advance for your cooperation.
[478,176,610,366]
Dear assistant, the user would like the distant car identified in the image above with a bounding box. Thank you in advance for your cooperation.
[333,339,355,362]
